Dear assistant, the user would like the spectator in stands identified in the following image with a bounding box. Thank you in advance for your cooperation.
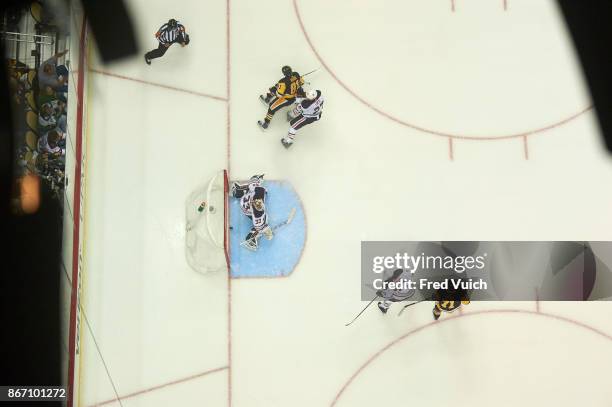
[38,100,66,133]
[39,84,65,104]
[37,129,66,158]
[38,49,69,93]
[7,62,34,93]
[7,59,29,76]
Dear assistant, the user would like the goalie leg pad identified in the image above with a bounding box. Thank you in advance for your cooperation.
[261,225,273,240]
[245,228,259,242]
[241,238,258,251]
[241,228,261,251]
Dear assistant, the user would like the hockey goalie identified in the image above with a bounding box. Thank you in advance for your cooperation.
[231,174,273,251]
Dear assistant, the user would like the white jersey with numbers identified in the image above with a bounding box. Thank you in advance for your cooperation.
[239,182,268,231]
[297,91,324,118]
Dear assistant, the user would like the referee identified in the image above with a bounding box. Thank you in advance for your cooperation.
[144,19,190,65]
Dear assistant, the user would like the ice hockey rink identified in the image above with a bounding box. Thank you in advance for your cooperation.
[69,0,612,406]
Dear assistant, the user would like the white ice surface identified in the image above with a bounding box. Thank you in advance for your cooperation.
[78,0,612,406]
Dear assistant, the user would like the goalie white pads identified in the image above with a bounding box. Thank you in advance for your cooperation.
[241,224,273,251]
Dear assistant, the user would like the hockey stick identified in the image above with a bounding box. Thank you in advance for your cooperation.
[272,207,296,231]
[397,299,428,317]
[302,67,320,77]
[345,295,379,326]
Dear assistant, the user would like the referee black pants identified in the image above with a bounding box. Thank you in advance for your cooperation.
[145,42,171,60]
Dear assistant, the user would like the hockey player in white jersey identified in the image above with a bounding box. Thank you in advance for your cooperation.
[231,174,273,251]
[282,89,324,149]
[376,269,415,314]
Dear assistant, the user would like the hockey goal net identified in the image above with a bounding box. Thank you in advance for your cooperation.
[185,170,229,274]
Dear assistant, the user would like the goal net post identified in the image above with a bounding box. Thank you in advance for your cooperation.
[185,170,229,274]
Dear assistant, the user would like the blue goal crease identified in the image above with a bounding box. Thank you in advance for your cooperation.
[228,180,306,278]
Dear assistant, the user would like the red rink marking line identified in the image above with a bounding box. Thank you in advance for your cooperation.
[293,0,592,143]
[69,8,234,407]
[226,0,233,406]
[448,137,454,160]
[90,366,229,406]
[330,309,612,406]
[523,135,529,160]
[89,68,228,102]
[67,15,87,407]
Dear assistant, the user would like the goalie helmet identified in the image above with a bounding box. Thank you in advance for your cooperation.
[282,65,292,77]
[249,174,264,187]
[305,89,318,100]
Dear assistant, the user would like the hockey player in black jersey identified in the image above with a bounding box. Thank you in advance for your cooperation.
[431,285,471,320]
[231,174,273,251]
[282,89,324,148]
[260,65,293,104]
[258,66,305,130]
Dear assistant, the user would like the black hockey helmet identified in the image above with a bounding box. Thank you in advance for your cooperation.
[282,65,292,77]
[168,18,178,28]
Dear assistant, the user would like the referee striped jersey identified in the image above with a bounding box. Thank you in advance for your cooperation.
[155,22,187,44]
